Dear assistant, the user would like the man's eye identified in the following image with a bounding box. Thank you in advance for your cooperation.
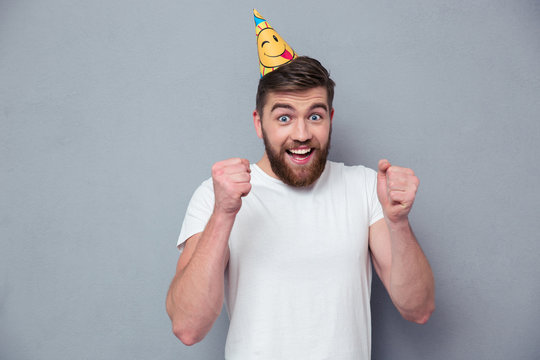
[309,114,321,121]
[278,115,290,122]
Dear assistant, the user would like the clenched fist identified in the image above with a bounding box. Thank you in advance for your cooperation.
[212,158,252,216]
[377,159,419,224]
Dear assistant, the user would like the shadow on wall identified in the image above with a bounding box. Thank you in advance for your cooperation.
[371,272,446,359]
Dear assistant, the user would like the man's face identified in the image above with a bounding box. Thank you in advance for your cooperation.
[254,86,334,187]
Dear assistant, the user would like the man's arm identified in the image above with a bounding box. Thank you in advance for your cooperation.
[166,158,251,345]
[369,159,435,324]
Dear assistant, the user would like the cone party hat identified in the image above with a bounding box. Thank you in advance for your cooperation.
[253,9,297,77]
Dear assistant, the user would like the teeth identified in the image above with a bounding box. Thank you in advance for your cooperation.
[289,148,311,155]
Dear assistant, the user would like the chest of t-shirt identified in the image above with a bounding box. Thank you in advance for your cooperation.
[228,179,371,282]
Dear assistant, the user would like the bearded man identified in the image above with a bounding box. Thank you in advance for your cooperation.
[166,56,435,360]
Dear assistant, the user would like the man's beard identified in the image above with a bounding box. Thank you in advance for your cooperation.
[261,127,331,187]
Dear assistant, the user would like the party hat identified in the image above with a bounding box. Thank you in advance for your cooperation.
[253,9,297,77]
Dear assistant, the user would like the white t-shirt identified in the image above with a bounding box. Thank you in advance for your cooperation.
[178,161,384,360]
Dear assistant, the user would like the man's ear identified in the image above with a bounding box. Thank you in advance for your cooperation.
[330,108,334,125]
[253,110,263,139]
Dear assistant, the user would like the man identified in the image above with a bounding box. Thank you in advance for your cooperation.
[166,56,435,359]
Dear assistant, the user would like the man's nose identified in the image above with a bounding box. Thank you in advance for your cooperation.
[291,119,312,142]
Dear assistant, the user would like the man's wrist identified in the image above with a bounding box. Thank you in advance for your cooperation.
[384,216,411,232]
[212,208,238,224]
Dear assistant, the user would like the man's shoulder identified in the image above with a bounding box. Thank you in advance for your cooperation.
[190,176,214,199]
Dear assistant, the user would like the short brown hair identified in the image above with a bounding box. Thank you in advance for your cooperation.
[255,56,335,115]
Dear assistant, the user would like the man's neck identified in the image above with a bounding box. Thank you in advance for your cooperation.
[256,152,280,179]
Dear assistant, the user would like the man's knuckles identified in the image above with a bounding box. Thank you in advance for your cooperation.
[215,171,251,184]
[212,157,249,170]
[386,172,418,186]
[222,178,251,194]
[239,183,252,197]
[386,166,415,176]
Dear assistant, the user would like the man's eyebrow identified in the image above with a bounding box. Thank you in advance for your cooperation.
[309,103,329,112]
[270,103,329,113]
[270,103,295,112]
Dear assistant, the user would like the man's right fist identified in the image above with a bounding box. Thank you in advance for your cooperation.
[211,158,252,216]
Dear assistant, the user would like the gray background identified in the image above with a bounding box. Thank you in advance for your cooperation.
[1,0,539,359]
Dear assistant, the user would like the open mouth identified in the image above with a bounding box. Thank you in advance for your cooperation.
[286,148,314,164]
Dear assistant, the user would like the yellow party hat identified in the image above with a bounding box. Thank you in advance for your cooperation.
[253,9,298,77]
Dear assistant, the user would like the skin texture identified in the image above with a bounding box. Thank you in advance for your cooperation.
[166,86,435,346]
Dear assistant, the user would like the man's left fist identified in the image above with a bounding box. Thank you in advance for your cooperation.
[376,159,419,224]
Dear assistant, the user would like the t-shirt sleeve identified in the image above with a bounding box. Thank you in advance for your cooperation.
[177,178,215,252]
[366,167,384,226]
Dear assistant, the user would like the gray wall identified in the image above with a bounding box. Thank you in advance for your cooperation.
[1,1,539,359]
